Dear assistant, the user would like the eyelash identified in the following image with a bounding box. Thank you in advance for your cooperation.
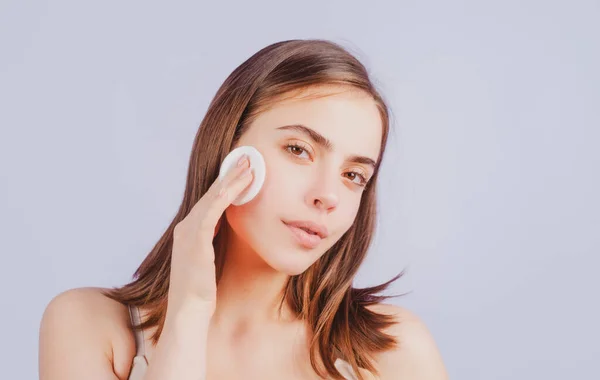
[284,142,369,187]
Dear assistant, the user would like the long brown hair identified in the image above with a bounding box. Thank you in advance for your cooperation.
[103,38,406,379]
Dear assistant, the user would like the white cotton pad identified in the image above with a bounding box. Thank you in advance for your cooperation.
[218,145,266,205]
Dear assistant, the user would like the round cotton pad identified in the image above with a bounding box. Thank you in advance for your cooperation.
[218,145,266,206]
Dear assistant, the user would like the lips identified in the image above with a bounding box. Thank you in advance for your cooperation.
[282,220,328,249]
[283,220,329,239]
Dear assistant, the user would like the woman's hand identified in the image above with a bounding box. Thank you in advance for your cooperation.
[167,154,253,319]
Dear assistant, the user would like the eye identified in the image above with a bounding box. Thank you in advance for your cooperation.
[285,143,370,187]
[285,142,312,159]
[285,143,368,187]
[345,171,369,187]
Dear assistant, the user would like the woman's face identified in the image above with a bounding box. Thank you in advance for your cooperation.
[224,86,383,275]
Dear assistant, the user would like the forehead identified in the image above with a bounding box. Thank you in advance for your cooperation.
[247,86,383,160]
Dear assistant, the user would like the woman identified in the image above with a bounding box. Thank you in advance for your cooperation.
[39,39,448,380]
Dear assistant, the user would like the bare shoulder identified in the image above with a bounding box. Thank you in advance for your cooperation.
[39,287,136,380]
[365,303,449,380]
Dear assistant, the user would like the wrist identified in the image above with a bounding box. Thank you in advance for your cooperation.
[166,299,214,326]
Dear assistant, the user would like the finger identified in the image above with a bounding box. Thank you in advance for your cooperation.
[216,166,253,207]
[190,155,249,216]
[209,155,250,196]
[219,155,251,188]
[203,167,253,228]
[196,160,254,234]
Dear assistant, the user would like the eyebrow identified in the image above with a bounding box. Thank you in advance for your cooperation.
[276,124,378,169]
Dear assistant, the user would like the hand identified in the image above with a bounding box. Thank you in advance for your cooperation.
[167,154,253,317]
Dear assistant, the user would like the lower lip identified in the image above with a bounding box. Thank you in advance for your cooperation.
[284,222,322,249]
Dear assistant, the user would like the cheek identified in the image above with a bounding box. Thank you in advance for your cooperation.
[222,168,287,241]
[226,149,364,243]
[331,204,360,240]
[227,155,290,217]
[265,155,296,186]
[259,156,306,206]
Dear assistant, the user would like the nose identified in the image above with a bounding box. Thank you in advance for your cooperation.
[306,175,339,212]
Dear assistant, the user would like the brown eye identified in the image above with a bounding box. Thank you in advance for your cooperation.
[289,145,303,155]
[285,143,311,159]
[346,171,368,187]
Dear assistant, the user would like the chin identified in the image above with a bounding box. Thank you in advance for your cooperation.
[266,258,313,276]
[255,232,336,277]
[252,245,315,275]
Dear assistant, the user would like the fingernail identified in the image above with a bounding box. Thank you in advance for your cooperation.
[237,155,247,167]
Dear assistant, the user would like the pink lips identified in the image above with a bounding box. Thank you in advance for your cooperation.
[283,221,324,249]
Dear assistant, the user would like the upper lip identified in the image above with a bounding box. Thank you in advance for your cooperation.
[283,219,329,239]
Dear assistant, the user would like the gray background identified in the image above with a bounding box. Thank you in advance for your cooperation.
[1,1,598,379]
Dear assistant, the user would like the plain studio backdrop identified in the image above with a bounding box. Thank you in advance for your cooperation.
[1,1,598,379]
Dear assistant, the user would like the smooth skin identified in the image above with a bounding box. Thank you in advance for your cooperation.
[39,85,448,379]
